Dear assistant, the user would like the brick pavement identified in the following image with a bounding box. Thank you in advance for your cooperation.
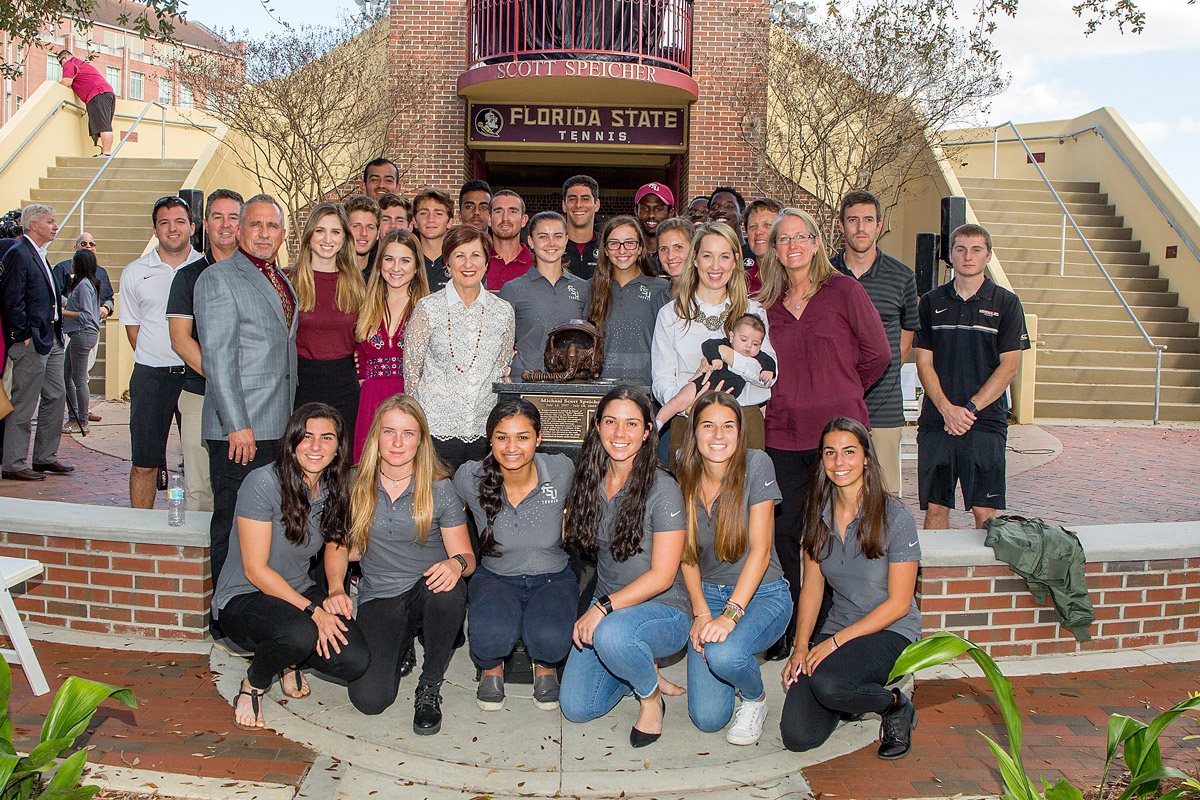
[7,642,314,786]
[804,661,1200,799]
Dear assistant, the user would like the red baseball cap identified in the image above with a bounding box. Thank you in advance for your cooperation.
[635,182,675,207]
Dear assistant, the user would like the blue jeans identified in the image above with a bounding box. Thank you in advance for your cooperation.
[468,565,579,669]
[687,577,792,733]
[560,601,689,723]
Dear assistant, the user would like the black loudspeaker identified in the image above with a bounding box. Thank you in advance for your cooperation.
[180,188,204,253]
[915,232,938,296]
[940,196,966,263]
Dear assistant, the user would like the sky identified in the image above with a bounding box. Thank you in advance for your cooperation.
[187,0,1200,207]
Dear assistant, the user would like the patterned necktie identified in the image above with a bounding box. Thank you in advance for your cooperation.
[258,262,295,331]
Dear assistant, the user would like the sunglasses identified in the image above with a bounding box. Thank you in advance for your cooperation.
[79,241,97,248]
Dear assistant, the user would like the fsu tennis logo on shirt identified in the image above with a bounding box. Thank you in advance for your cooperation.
[540,483,558,503]
[639,285,652,301]
[567,285,580,301]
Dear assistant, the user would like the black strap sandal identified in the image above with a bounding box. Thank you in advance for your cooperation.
[279,666,310,699]
[234,686,266,730]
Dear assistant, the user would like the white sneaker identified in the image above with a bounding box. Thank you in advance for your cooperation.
[726,695,768,745]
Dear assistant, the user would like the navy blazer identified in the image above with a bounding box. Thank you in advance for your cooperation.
[1,237,63,355]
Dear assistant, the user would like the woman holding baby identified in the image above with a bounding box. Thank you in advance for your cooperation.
[650,221,775,463]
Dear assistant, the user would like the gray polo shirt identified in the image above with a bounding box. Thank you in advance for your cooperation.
[453,453,574,576]
[211,465,326,618]
[357,478,468,604]
[594,469,689,615]
[817,495,922,643]
[832,249,918,428]
[599,273,671,385]
[499,266,592,374]
[695,449,785,587]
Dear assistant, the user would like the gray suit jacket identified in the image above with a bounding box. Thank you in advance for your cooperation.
[195,249,298,441]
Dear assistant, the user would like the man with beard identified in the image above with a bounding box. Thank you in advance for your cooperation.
[459,180,492,230]
[486,190,533,291]
[830,190,918,495]
[633,182,673,276]
[362,158,400,201]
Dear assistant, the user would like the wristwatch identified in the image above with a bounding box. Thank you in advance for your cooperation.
[451,553,469,573]
[595,595,614,615]
[304,602,318,617]
[964,400,978,413]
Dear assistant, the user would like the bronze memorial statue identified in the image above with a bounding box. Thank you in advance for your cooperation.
[520,319,605,383]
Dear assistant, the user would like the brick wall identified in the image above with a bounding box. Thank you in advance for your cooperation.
[919,558,1200,658]
[0,531,211,640]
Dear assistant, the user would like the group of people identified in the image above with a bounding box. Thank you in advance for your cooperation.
[0,157,1029,758]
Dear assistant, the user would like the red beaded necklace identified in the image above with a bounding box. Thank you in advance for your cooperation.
[447,297,486,374]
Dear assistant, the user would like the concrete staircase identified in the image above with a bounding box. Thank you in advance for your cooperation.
[26,156,196,396]
[961,176,1200,422]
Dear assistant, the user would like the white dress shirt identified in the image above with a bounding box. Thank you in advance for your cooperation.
[651,297,775,408]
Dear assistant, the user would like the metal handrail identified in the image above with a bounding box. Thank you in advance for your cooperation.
[57,101,172,237]
[957,124,1200,264]
[0,100,86,175]
[986,121,1167,424]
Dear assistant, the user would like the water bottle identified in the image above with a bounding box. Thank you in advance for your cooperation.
[167,473,186,527]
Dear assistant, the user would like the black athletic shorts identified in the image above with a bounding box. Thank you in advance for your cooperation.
[129,363,185,469]
[86,91,115,137]
[917,426,1007,511]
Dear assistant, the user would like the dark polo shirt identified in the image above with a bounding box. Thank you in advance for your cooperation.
[914,277,1029,434]
[499,264,592,374]
[423,251,449,293]
[564,235,600,281]
[599,272,671,386]
[832,248,919,429]
[165,251,218,395]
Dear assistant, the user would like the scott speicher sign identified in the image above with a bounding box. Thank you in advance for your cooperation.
[469,104,686,149]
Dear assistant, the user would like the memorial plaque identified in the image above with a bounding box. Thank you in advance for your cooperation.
[524,393,600,443]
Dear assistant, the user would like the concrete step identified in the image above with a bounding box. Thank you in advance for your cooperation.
[55,156,194,170]
[1035,398,1200,422]
[1000,260,1159,279]
[992,234,1142,253]
[1008,273,1169,293]
[1037,381,1200,404]
[995,247,1150,266]
[36,177,190,194]
[45,225,158,243]
[971,198,1116,217]
[959,176,1101,193]
[27,201,169,217]
[1037,365,1199,387]
[1021,301,1191,323]
[1036,317,1197,338]
[975,210,1124,228]
[1039,332,1200,352]
[1016,288,1179,308]
[28,188,184,205]
[46,165,193,181]
[961,186,1108,205]
[982,221,1133,241]
[1036,349,1200,370]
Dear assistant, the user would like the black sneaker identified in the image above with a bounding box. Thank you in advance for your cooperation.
[877,690,916,760]
[413,683,442,735]
[399,642,416,678]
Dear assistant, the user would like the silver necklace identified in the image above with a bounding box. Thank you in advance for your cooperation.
[379,467,412,489]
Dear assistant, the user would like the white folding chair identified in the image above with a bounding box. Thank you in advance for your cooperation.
[0,556,50,696]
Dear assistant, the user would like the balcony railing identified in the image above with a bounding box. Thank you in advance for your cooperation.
[468,0,693,73]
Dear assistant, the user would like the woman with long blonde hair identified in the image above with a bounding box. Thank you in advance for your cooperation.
[322,394,474,734]
[291,202,367,430]
[352,229,430,460]
[755,207,890,662]
[675,390,790,746]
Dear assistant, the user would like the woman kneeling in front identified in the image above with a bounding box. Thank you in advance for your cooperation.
[326,394,475,734]
[453,397,579,711]
[559,386,689,747]
[676,391,792,745]
[211,403,369,730]
[779,417,921,759]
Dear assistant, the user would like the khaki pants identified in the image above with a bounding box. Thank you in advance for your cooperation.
[178,389,213,512]
[869,426,903,496]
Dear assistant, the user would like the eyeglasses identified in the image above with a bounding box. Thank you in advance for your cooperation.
[777,233,818,246]
[605,239,641,252]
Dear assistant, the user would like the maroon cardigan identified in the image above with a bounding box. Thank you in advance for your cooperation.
[764,273,891,451]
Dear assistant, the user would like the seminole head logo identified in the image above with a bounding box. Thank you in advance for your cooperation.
[475,107,503,139]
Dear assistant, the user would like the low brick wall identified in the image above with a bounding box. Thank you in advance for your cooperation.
[0,499,211,640]
[918,523,1200,657]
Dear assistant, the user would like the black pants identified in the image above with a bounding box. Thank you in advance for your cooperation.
[432,436,488,473]
[295,355,360,436]
[348,578,468,715]
[207,438,278,589]
[779,630,909,752]
[218,585,370,690]
[766,447,820,614]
